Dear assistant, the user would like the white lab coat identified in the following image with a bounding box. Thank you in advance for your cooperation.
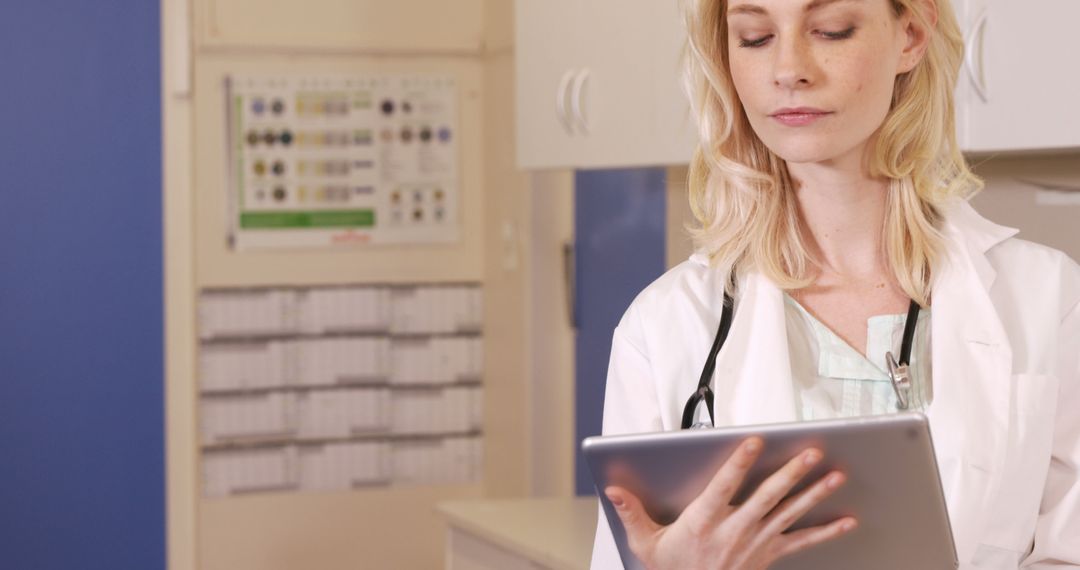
[590,200,1080,569]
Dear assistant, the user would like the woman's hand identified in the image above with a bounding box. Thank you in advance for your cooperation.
[603,437,856,570]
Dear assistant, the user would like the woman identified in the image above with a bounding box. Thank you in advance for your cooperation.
[590,0,1080,568]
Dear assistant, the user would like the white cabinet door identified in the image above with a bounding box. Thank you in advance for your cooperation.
[574,0,668,168]
[515,0,698,169]
[957,0,1080,153]
[649,0,699,167]
[515,0,589,169]
[579,0,697,168]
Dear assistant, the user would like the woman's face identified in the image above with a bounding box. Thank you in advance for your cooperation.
[725,0,919,167]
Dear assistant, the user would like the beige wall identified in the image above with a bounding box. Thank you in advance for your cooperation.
[166,0,538,568]
[969,155,1080,261]
[526,171,576,498]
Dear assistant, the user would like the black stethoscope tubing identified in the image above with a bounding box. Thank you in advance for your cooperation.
[680,287,922,430]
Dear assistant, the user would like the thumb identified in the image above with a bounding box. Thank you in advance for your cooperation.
[605,487,661,546]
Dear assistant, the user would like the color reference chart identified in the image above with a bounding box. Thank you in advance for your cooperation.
[198,283,483,497]
[225,74,460,249]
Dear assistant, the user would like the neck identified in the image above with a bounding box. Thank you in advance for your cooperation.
[788,162,890,281]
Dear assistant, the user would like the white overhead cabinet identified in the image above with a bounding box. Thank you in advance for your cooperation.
[955,0,1080,153]
[515,0,698,169]
[516,0,1080,169]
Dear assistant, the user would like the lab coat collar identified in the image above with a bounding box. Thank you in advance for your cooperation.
[698,199,1019,564]
[940,199,1019,290]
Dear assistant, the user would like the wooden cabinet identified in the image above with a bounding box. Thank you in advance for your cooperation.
[955,0,1080,154]
[515,0,696,169]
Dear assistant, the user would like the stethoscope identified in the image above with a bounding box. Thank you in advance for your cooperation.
[680,287,922,430]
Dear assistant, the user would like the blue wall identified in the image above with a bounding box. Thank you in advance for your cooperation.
[0,1,164,568]
[574,168,667,496]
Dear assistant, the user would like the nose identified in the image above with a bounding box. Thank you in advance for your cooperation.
[773,33,815,90]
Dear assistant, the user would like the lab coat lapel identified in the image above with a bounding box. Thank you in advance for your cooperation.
[713,271,799,425]
[927,201,1018,564]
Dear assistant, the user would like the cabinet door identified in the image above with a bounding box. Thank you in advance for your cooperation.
[515,0,590,169]
[649,0,699,167]
[957,0,1080,153]
[515,0,697,170]
[576,0,698,168]
[570,0,667,168]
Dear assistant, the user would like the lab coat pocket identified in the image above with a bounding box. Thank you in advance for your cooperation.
[979,373,1058,554]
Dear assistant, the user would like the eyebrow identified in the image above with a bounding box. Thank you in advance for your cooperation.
[728,0,862,17]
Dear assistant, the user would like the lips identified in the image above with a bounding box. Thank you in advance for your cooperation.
[770,107,832,126]
[771,106,829,116]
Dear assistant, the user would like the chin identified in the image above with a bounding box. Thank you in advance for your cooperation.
[761,141,837,165]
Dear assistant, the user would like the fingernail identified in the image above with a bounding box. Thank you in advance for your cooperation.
[744,439,760,454]
[804,450,821,466]
[606,491,624,508]
[827,473,845,489]
[842,518,858,532]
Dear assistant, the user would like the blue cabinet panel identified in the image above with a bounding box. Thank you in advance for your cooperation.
[574,168,667,496]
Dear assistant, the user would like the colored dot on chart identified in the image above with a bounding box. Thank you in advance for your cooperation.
[438,127,452,143]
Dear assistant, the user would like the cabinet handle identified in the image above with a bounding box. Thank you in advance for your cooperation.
[570,68,591,134]
[556,69,576,134]
[964,8,989,103]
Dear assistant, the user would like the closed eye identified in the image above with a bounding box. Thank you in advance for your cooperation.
[818,26,857,39]
[739,35,773,48]
[737,26,857,48]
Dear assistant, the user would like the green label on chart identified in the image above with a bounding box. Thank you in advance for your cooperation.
[240,210,376,229]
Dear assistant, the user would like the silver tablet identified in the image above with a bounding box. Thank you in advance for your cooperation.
[582,412,957,570]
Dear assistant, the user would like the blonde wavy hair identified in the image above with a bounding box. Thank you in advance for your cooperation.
[680,0,981,307]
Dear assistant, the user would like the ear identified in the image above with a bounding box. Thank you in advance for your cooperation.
[896,0,938,75]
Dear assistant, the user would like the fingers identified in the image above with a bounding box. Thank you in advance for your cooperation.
[772,516,858,560]
[681,437,763,529]
[731,448,823,525]
[605,486,661,553]
[761,470,846,536]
